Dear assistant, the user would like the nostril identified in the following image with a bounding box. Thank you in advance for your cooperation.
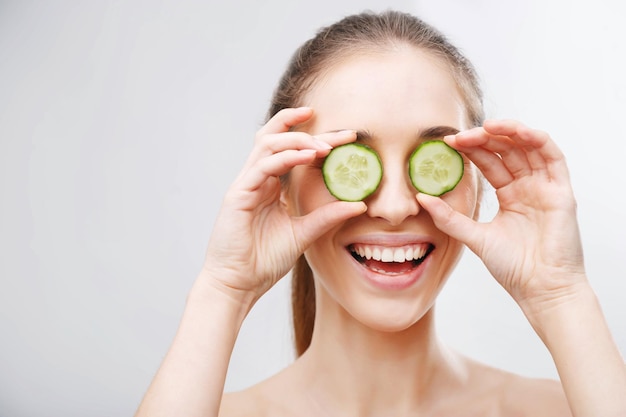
[365,177,420,225]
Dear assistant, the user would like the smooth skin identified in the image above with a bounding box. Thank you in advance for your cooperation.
[135,47,626,417]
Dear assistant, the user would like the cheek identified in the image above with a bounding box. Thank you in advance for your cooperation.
[443,164,479,217]
[286,167,336,216]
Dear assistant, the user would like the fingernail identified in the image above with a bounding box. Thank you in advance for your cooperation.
[339,129,356,135]
[317,142,333,150]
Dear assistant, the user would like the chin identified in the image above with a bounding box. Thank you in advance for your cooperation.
[340,292,438,334]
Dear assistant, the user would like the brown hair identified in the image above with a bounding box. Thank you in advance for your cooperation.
[267,10,485,357]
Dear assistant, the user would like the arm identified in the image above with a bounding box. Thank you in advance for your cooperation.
[134,108,364,417]
[134,277,254,417]
[418,119,626,417]
[521,283,626,417]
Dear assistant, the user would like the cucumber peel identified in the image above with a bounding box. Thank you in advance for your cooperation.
[409,140,464,196]
[322,143,383,201]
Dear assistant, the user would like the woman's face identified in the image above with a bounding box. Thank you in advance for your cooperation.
[286,47,480,332]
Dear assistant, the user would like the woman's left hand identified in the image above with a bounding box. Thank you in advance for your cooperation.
[417,119,587,309]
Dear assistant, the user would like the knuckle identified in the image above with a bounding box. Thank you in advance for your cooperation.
[254,132,275,151]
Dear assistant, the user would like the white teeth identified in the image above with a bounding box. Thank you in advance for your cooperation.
[351,243,431,263]
[414,245,427,259]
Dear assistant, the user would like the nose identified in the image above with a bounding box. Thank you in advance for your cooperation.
[365,159,420,226]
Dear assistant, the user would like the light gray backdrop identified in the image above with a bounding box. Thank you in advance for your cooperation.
[1,1,624,416]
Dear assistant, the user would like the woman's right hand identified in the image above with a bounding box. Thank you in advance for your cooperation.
[199,107,366,303]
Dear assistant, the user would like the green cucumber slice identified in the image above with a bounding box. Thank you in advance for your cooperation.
[322,143,383,201]
[409,140,464,196]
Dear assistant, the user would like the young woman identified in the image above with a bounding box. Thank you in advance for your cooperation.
[135,10,626,417]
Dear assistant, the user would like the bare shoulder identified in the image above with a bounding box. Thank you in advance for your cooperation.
[219,356,573,417]
[219,388,263,417]
[464,358,572,417]
[218,355,320,417]
[499,374,572,417]
[218,371,298,417]
[446,357,572,417]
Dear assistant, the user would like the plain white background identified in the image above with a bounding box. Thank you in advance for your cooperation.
[0,0,624,416]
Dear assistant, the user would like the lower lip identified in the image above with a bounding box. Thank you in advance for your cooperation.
[349,251,431,291]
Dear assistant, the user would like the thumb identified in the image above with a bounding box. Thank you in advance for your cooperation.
[292,201,367,251]
[417,193,484,254]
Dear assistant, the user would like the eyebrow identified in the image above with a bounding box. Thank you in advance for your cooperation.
[349,125,460,144]
[419,125,460,139]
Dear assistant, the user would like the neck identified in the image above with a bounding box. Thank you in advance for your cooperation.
[297,295,467,416]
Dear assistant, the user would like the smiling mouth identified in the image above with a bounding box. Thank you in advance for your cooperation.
[348,243,435,275]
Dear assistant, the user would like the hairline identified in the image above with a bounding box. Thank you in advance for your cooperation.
[292,42,480,128]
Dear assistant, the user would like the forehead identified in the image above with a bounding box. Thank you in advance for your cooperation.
[301,47,466,135]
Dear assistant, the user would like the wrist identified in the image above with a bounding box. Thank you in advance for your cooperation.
[189,268,259,317]
[517,280,598,344]
[515,270,589,317]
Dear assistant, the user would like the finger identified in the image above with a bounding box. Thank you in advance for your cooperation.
[315,129,359,148]
[483,120,570,182]
[445,137,514,189]
[256,129,356,156]
[483,120,544,145]
[416,193,485,255]
[292,201,367,252]
[450,129,533,180]
[482,120,549,175]
[244,130,356,177]
[244,107,316,173]
[257,107,314,136]
[515,124,571,183]
[240,149,318,191]
[255,131,333,158]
